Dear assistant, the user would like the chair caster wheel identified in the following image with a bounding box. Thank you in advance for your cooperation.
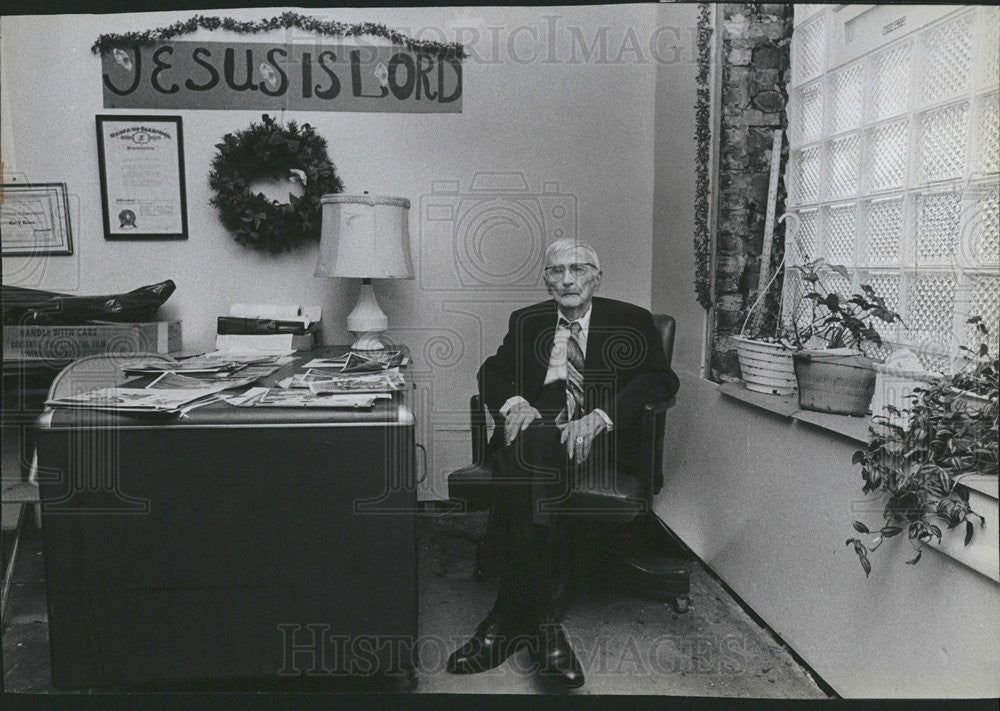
[671,595,690,614]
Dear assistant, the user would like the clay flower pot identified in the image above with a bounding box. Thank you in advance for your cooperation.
[792,348,876,416]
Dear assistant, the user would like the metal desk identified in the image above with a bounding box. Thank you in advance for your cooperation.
[33,347,417,688]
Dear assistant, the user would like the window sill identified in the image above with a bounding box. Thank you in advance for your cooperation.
[715,381,998,499]
[716,380,998,581]
[716,381,870,443]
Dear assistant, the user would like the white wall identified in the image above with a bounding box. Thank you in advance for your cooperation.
[1,5,661,499]
[650,2,703,374]
[655,379,1000,698]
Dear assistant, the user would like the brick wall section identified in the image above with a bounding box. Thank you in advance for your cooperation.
[710,3,793,381]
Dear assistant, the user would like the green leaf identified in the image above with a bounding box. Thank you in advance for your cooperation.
[906,549,922,565]
[831,264,851,280]
[964,520,973,546]
[881,526,903,538]
[853,521,870,534]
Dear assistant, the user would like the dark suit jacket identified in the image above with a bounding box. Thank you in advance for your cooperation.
[477,297,679,466]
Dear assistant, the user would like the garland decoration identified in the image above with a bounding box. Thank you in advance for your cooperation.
[693,2,714,310]
[208,114,343,254]
[92,11,465,59]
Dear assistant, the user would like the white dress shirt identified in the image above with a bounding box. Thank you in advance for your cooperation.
[498,306,613,428]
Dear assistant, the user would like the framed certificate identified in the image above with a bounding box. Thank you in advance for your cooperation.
[96,115,188,240]
[1,182,73,256]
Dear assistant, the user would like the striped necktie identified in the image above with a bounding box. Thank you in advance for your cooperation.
[559,317,585,422]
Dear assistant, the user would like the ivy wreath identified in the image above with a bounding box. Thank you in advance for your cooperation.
[208,114,343,253]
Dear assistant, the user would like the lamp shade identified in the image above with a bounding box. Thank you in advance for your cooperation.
[315,194,414,279]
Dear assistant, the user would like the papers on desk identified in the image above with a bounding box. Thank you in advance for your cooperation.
[227,387,390,409]
[287,351,408,393]
[121,356,250,375]
[201,352,294,365]
[284,368,406,393]
[308,370,406,394]
[122,357,280,386]
[46,387,224,414]
[303,350,408,372]
[214,334,299,354]
[47,365,279,414]
[146,371,273,391]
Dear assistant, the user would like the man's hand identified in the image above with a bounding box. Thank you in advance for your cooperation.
[559,411,610,462]
[504,401,541,445]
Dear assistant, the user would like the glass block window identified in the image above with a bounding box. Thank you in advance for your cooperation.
[825,134,860,199]
[786,5,1000,368]
[865,197,903,265]
[867,120,908,193]
[917,101,968,183]
[797,81,824,144]
[793,146,821,204]
[793,15,826,85]
[871,42,912,121]
[972,184,1000,265]
[828,63,864,134]
[975,93,999,175]
[920,13,973,105]
[824,203,857,265]
[915,191,961,264]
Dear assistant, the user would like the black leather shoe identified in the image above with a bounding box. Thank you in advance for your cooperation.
[446,608,529,674]
[533,620,584,688]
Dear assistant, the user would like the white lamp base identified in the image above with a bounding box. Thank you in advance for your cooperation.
[347,280,389,351]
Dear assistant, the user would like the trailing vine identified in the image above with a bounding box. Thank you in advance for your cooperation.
[92,11,465,58]
[208,114,343,254]
[693,2,714,310]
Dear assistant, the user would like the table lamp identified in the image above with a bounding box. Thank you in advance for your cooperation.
[315,193,414,351]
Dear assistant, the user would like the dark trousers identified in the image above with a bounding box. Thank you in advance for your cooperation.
[489,382,614,621]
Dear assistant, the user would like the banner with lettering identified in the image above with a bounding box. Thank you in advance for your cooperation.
[102,41,462,113]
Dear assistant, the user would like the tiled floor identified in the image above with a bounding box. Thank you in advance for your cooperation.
[2,512,829,697]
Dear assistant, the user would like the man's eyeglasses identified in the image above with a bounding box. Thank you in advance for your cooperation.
[543,263,598,279]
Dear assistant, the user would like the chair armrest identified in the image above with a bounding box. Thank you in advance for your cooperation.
[470,394,490,464]
[642,398,675,416]
[638,397,676,496]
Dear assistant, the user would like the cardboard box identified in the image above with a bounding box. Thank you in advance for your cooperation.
[3,321,182,361]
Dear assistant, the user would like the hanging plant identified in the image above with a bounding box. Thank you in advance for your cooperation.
[208,114,343,254]
[693,2,714,310]
[92,11,465,59]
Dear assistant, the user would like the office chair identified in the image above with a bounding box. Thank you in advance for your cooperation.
[447,314,689,616]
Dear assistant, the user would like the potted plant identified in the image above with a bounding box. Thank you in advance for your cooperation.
[870,348,941,431]
[735,259,817,396]
[845,321,998,575]
[791,268,902,416]
[951,316,998,416]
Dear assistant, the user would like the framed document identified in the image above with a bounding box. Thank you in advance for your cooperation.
[96,115,188,240]
[1,182,73,256]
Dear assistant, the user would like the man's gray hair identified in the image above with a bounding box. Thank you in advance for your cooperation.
[544,238,601,271]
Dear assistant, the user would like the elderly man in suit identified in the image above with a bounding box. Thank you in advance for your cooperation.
[446,238,679,688]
